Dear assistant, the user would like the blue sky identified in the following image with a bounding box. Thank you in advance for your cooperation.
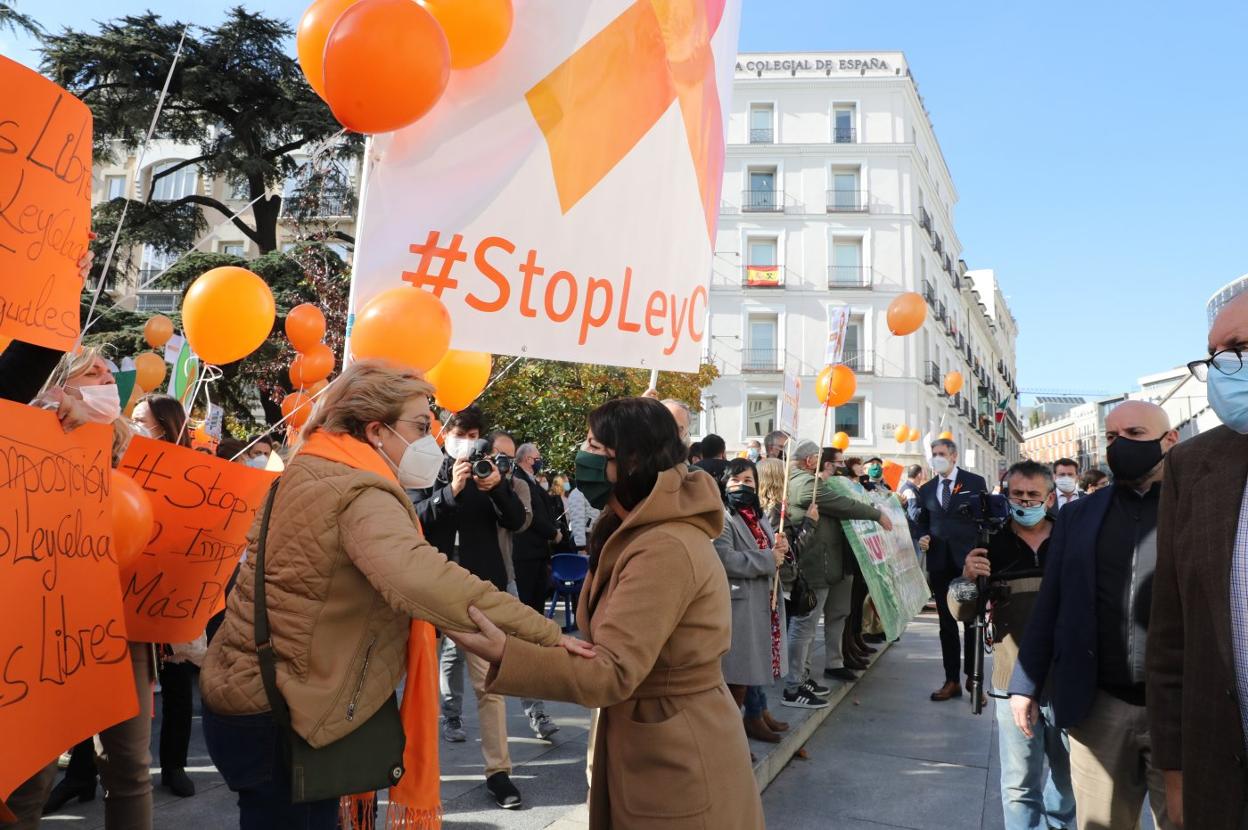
[5,1,1246,397]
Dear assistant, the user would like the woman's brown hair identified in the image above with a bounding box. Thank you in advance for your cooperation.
[299,359,435,442]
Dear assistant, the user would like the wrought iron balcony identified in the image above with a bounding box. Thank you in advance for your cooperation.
[833,126,857,143]
[826,189,867,213]
[742,348,782,373]
[749,127,774,144]
[741,189,788,213]
[842,350,875,374]
[924,361,941,387]
[828,265,872,289]
[923,280,937,304]
[919,207,932,233]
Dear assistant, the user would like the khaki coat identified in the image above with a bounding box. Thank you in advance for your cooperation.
[486,466,764,829]
[201,453,560,748]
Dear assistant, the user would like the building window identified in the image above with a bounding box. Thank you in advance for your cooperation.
[835,400,862,438]
[105,175,127,200]
[746,394,778,437]
[828,167,862,212]
[830,238,863,287]
[744,167,778,211]
[149,160,199,201]
[219,242,246,257]
[744,314,779,371]
[833,104,856,143]
[745,237,780,287]
[843,319,871,373]
[749,104,774,144]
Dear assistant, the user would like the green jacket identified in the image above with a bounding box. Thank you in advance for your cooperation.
[787,468,881,588]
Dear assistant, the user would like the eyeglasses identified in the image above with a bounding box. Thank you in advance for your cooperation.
[1008,497,1046,508]
[1188,348,1245,382]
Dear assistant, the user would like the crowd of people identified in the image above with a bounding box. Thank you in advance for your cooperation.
[5,291,1248,830]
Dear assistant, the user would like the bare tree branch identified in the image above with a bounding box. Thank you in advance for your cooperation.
[168,193,261,245]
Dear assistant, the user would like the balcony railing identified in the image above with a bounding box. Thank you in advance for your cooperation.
[923,280,937,304]
[826,189,867,213]
[919,207,932,233]
[924,361,941,387]
[933,233,944,256]
[935,300,947,323]
[828,265,872,289]
[741,264,789,288]
[842,350,875,374]
[833,126,856,143]
[741,189,786,213]
[749,127,774,144]
[136,290,180,313]
[741,348,782,373]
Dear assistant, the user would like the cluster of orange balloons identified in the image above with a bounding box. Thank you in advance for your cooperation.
[126,313,176,404]
[815,364,856,407]
[297,0,513,135]
[283,303,333,430]
[182,267,276,365]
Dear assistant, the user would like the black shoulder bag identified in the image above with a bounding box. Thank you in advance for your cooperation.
[253,482,407,804]
[781,513,820,618]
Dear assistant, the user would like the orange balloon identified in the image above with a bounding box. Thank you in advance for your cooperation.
[894,424,909,443]
[944,371,964,396]
[908,427,921,443]
[831,432,850,451]
[285,303,328,353]
[426,349,492,412]
[110,470,154,572]
[290,342,335,387]
[306,378,330,395]
[350,287,452,372]
[419,0,513,69]
[323,0,451,134]
[134,351,167,391]
[816,364,857,407]
[430,417,444,446]
[143,314,174,349]
[297,0,360,99]
[939,430,954,441]
[887,292,927,336]
[281,391,314,429]
[182,267,276,365]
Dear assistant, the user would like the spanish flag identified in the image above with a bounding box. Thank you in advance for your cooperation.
[746,265,781,287]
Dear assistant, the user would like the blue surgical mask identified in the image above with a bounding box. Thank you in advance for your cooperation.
[1011,502,1047,528]
[1208,369,1248,434]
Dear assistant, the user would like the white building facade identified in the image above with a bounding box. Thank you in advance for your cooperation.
[702,52,1021,482]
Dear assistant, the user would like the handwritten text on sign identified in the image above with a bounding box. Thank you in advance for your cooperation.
[117,437,277,643]
[0,55,93,351]
[0,402,136,804]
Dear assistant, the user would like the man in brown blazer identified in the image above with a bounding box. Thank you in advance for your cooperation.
[1149,291,1248,830]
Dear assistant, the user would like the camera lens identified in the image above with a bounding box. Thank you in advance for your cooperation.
[472,459,494,478]
[495,456,513,475]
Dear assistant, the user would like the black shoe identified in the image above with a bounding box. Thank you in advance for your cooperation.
[823,667,859,683]
[781,687,830,709]
[162,768,195,797]
[863,632,887,644]
[800,678,831,698]
[486,772,522,809]
[42,777,96,815]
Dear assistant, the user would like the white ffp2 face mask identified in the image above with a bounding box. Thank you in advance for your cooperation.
[931,456,952,475]
[384,427,444,489]
[443,435,474,461]
[72,384,122,423]
[1055,475,1077,494]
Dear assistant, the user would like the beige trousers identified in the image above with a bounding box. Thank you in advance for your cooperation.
[465,650,511,777]
[1067,691,1176,830]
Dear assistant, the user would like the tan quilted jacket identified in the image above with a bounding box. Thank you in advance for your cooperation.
[200,453,562,748]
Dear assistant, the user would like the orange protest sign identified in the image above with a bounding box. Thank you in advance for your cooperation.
[116,436,278,642]
[882,461,904,493]
[0,56,93,352]
[0,401,137,805]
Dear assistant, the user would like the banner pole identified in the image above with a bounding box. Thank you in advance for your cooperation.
[772,435,795,609]
[648,369,659,392]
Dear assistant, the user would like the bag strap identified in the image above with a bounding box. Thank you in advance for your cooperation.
[253,481,294,731]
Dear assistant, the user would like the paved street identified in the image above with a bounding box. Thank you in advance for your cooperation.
[43,613,1028,830]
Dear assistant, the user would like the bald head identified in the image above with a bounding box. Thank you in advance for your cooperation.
[1209,291,1248,355]
[662,399,691,446]
[1106,400,1173,444]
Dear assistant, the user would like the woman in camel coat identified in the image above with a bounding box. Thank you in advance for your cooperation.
[450,397,764,829]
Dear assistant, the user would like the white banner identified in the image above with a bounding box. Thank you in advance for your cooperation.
[825,306,851,366]
[349,0,743,372]
[779,371,801,436]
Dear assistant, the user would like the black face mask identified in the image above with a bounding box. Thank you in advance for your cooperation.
[726,486,760,514]
[1106,436,1165,483]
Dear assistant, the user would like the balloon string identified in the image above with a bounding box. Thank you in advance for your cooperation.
[173,361,223,445]
[81,25,190,337]
[229,377,340,462]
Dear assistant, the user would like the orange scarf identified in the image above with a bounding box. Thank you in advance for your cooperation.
[298,431,442,830]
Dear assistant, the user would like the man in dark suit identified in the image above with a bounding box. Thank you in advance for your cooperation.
[1009,401,1179,830]
[512,441,562,740]
[1148,293,1248,830]
[915,438,988,701]
[1053,457,1082,510]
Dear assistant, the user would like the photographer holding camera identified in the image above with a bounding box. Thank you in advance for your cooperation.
[949,460,1076,830]
[409,405,530,810]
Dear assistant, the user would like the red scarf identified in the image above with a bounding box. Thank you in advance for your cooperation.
[737,507,783,678]
[298,431,441,830]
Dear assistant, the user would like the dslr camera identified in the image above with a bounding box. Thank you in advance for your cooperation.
[467,438,513,479]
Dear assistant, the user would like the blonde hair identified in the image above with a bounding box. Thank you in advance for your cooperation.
[757,457,786,514]
[111,418,134,467]
[299,359,435,442]
[46,345,106,390]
